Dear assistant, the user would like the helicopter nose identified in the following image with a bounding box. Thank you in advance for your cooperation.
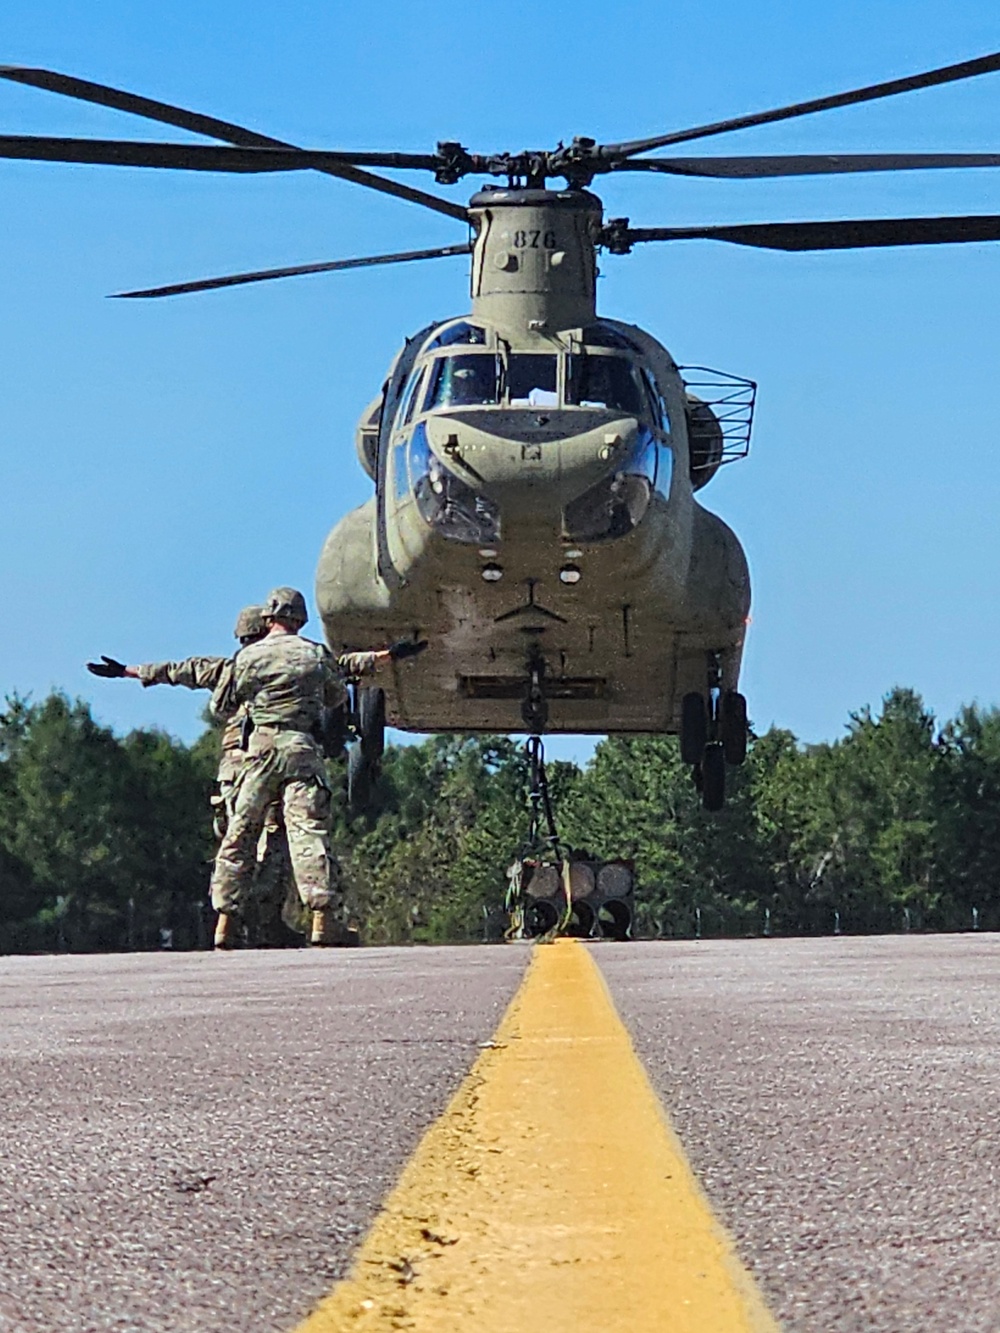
[420,410,648,520]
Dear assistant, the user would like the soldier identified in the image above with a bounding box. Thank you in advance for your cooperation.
[208,611,300,948]
[86,606,301,947]
[209,586,426,948]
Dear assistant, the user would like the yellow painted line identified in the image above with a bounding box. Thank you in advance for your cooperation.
[294,940,777,1332]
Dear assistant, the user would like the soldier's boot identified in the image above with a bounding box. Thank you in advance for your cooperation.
[310,909,360,948]
[213,912,240,950]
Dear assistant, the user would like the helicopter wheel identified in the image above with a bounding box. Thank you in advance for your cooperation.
[680,692,709,765]
[347,687,385,816]
[357,687,386,761]
[347,743,375,816]
[720,690,748,766]
[701,742,726,812]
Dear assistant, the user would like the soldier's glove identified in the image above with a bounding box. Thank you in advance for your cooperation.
[86,655,128,678]
[387,639,429,661]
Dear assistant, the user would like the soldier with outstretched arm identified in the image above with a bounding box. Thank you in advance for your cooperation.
[86,605,303,946]
[88,587,426,947]
[206,586,426,948]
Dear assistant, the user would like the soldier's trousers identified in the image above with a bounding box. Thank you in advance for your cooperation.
[253,807,299,925]
[210,735,339,915]
[216,779,295,919]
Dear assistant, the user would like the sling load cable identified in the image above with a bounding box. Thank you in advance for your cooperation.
[505,735,574,940]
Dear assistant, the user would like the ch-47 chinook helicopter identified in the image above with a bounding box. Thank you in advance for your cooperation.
[6,53,1000,811]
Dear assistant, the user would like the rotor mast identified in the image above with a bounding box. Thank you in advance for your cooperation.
[468,188,603,338]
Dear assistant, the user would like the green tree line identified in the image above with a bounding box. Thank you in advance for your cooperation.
[2,685,999,952]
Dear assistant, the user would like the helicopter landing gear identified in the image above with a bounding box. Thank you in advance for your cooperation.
[701,742,726,812]
[680,691,709,765]
[682,655,748,812]
[521,659,548,732]
[720,688,748,766]
[347,686,385,816]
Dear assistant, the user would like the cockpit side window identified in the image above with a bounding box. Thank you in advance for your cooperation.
[427,353,500,409]
[641,368,671,434]
[563,427,660,544]
[507,354,558,407]
[398,368,425,429]
[566,353,645,417]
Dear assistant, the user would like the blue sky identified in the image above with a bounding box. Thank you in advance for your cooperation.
[3,0,1000,763]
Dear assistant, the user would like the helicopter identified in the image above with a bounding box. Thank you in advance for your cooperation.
[5,52,1000,812]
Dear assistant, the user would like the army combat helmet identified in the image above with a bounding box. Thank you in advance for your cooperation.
[262,586,308,628]
[234,605,265,642]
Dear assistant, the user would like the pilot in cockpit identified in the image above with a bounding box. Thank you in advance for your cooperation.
[432,355,498,408]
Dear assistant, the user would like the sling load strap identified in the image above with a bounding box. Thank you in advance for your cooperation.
[525,735,560,854]
[523,735,573,938]
[504,858,526,942]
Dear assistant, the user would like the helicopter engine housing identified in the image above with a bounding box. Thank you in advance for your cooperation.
[685,394,724,491]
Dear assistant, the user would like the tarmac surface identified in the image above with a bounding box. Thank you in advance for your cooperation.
[1,936,999,1331]
[0,947,528,1333]
[600,935,1000,1332]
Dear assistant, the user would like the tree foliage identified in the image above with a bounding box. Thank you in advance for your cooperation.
[0,693,215,952]
[2,685,1000,951]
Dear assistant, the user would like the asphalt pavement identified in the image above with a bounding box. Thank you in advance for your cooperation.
[3,936,1000,1332]
[599,935,1000,1332]
[0,947,528,1333]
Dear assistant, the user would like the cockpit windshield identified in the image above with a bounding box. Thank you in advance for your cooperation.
[426,353,499,409]
[507,354,558,407]
[566,353,644,416]
[419,348,652,416]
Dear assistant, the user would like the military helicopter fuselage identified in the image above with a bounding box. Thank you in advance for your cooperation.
[317,189,751,736]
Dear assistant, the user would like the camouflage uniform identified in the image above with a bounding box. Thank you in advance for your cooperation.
[205,670,297,931]
[136,656,230,694]
[136,655,295,925]
[209,634,378,916]
[136,656,236,799]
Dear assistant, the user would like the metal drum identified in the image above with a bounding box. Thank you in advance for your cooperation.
[525,863,561,899]
[568,862,596,900]
[596,862,634,898]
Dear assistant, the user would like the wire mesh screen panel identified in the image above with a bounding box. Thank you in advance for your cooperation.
[679,366,756,482]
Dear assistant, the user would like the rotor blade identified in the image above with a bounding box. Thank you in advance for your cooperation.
[0,66,306,145]
[0,66,466,221]
[0,134,441,173]
[618,215,1000,251]
[603,49,1000,158]
[618,151,1000,178]
[109,242,473,298]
